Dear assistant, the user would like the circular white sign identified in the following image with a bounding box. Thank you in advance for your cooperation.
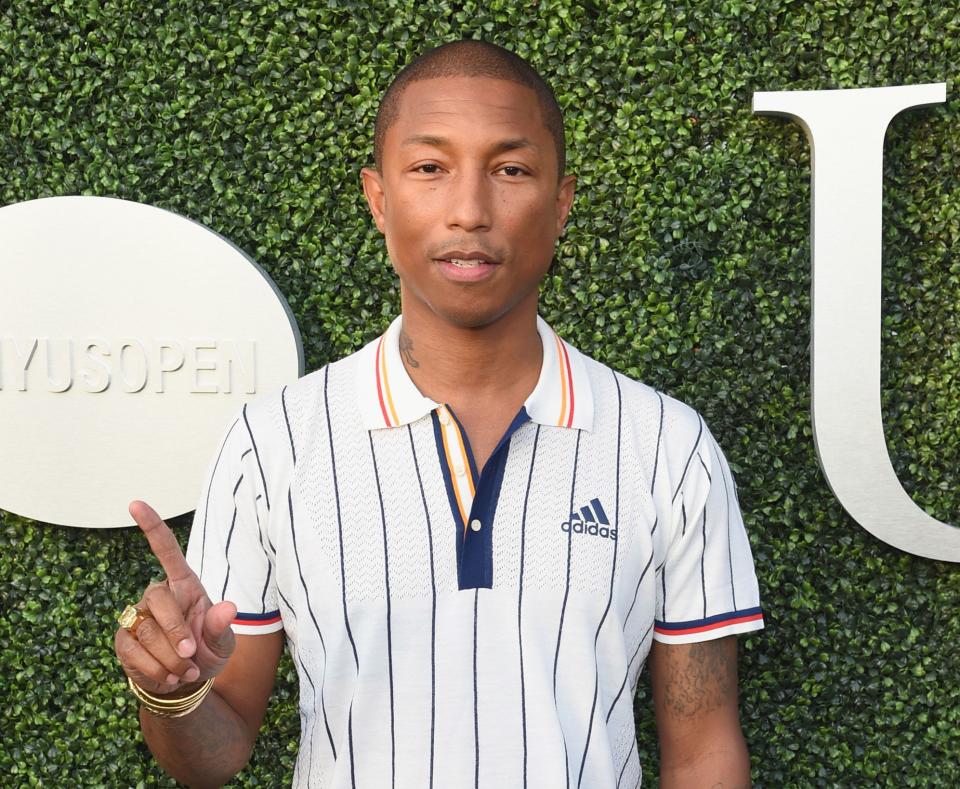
[0,196,303,528]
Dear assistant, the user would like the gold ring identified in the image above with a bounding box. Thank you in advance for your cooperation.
[118,604,153,634]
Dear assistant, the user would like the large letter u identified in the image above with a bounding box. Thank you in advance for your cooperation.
[754,83,960,562]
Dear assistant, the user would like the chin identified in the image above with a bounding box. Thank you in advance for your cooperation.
[433,305,504,330]
[401,279,539,331]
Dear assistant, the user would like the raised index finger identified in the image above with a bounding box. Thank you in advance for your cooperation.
[129,500,194,582]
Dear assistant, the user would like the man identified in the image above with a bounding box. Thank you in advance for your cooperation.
[114,40,764,788]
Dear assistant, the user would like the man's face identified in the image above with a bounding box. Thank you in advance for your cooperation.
[362,76,576,330]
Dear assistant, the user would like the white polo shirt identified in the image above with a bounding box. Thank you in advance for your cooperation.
[186,315,764,789]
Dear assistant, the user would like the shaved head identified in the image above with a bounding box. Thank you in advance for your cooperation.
[374,40,566,177]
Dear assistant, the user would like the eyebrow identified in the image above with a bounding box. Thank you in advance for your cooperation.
[400,134,537,154]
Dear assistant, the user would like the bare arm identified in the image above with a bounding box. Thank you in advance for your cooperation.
[114,501,283,788]
[139,633,283,788]
[649,635,751,789]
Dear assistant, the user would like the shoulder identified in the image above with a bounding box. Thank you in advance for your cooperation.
[249,340,391,460]
[574,346,706,447]
[228,345,362,455]
[244,340,366,421]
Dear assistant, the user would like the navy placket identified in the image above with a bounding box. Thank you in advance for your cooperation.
[431,406,531,589]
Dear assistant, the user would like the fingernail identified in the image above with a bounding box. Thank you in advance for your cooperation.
[184,666,200,682]
[177,638,195,658]
[166,673,179,685]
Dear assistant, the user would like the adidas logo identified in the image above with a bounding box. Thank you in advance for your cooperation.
[560,497,617,540]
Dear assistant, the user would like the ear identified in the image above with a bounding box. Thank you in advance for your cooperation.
[360,167,387,233]
[555,174,577,234]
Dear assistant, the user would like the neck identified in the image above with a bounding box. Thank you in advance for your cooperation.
[398,301,543,407]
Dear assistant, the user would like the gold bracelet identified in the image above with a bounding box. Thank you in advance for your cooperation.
[128,676,214,718]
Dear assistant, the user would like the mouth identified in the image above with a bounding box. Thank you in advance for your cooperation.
[443,258,493,269]
[434,251,500,268]
[432,252,500,283]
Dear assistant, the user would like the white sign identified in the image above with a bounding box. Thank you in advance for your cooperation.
[754,83,960,563]
[0,196,303,528]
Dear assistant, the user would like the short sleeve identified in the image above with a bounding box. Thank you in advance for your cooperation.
[653,423,764,645]
[185,409,282,635]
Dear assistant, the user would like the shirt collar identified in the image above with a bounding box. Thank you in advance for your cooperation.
[356,315,594,432]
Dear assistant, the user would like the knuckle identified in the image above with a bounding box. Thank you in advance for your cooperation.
[146,665,170,685]
[154,609,187,637]
[135,622,189,672]
[161,623,188,645]
[120,638,140,662]
[135,619,159,647]
[143,584,164,604]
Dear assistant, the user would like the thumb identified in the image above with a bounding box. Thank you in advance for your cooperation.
[202,600,237,659]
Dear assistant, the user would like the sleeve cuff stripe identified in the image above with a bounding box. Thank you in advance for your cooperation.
[232,611,281,626]
[655,608,763,636]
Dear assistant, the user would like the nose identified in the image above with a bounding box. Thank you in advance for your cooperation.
[445,169,493,232]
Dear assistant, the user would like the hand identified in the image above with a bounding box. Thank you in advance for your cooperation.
[114,500,237,695]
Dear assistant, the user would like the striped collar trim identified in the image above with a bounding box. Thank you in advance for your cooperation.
[356,315,594,432]
[359,315,439,429]
[525,316,593,431]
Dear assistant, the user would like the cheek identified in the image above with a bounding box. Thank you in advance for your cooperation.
[508,194,562,247]
[384,197,429,250]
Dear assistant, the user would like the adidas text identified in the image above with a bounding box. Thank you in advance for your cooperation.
[560,520,617,540]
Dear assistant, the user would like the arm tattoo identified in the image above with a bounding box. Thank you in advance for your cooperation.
[156,702,239,755]
[141,690,253,782]
[399,330,420,368]
[659,639,737,720]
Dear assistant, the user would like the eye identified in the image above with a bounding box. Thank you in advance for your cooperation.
[498,165,528,177]
[414,163,442,174]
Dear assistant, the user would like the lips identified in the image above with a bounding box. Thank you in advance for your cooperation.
[433,250,500,282]
[434,250,500,267]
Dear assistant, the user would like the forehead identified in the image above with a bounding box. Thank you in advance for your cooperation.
[384,76,548,149]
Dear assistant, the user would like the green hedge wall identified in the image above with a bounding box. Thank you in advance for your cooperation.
[2,1,959,785]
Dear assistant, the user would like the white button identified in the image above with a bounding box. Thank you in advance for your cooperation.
[454,465,466,477]
[439,409,450,425]
[470,519,482,532]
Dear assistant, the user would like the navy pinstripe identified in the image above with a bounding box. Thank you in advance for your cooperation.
[368,433,396,789]
[199,418,238,578]
[660,414,703,620]
[701,505,708,617]
[671,414,704,502]
[277,583,326,784]
[553,429,582,789]
[616,738,636,789]
[287,485,337,760]
[622,551,654,636]
[322,367,358,788]
[407,425,437,789]
[715,440,738,610]
[607,622,654,723]
[518,425,541,789]
[577,371,623,787]
[220,473,243,599]
[281,385,297,464]
[473,588,480,789]
[243,403,270,510]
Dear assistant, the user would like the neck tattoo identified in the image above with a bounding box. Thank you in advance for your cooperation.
[399,330,420,368]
